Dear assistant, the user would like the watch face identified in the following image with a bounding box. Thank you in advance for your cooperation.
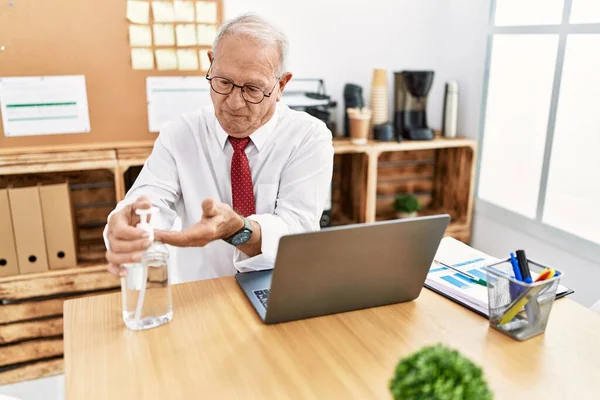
[231,229,252,246]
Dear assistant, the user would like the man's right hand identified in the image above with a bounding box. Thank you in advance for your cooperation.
[105,196,153,277]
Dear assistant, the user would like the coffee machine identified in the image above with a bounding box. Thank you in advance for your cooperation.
[394,71,435,140]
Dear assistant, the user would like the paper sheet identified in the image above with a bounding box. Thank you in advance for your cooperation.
[0,76,91,137]
[152,1,175,23]
[153,24,175,46]
[174,1,196,22]
[196,24,216,46]
[129,25,152,47]
[196,1,217,23]
[177,49,199,70]
[198,49,211,71]
[155,49,178,70]
[146,77,211,132]
[131,48,155,70]
[126,1,150,24]
[176,24,197,46]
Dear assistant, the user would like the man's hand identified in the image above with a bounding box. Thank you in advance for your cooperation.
[105,196,153,277]
[155,198,245,247]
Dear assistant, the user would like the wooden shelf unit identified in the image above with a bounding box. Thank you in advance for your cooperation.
[0,136,476,384]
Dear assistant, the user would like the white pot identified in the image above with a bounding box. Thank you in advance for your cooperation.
[397,212,418,219]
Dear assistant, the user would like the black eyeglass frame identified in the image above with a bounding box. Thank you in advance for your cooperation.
[205,61,281,104]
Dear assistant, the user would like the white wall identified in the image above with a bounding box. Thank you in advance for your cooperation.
[224,0,490,139]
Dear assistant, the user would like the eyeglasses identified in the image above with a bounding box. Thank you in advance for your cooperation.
[205,62,280,104]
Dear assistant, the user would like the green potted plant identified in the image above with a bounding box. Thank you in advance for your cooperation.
[390,344,493,400]
[393,194,421,219]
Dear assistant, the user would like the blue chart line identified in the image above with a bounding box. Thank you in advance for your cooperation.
[441,275,470,289]
[430,267,447,273]
[468,269,487,280]
[454,274,474,284]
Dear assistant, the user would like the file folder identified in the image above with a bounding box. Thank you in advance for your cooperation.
[40,183,78,270]
[0,189,19,277]
[8,187,49,274]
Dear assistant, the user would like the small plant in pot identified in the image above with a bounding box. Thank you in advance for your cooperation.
[394,194,421,219]
[389,344,493,400]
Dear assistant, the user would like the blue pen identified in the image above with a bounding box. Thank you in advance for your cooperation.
[510,253,523,281]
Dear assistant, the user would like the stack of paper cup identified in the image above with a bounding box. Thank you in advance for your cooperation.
[347,107,372,145]
[370,69,388,129]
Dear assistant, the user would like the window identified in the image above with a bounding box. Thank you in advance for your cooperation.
[478,0,600,258]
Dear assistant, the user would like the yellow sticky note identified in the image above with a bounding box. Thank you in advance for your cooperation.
[196,24,216,46]
[199,49,211,71]
[177,49,199,70]
[127,1,150,24]
[176,24,197,46]
[152,1,175,23]
[153,24,175,46]
[131,48,154,70]
[174,1,196,22]
[196,1,217,23]
[129,25,153,47]
[155,49,178,70]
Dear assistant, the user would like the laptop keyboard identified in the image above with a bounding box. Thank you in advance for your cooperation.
[253,289,270,309]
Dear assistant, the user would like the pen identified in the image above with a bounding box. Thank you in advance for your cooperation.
[516,250,532,284]
[509,253,523,281]
[534,268,555,282]
[434,260,487,287]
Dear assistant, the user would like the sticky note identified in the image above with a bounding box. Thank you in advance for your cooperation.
[196,1,217,23]
[153,24,175,46]
[155,49,178,70]
[129,25,153,47]
[197,24,216,46]
[174,1,196,22]
[199,49,211,71]
[176,24,197,46]
[127,1,150,24]
[177,49,199,70]
[131,48,154,70]
[152,1,175,23]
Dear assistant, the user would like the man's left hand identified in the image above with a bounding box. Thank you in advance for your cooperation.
[154,198,244,247]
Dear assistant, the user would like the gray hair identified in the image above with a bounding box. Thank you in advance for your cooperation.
[212,13,289,76]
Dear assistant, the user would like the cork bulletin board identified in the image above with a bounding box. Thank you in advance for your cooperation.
[0,0,223,148]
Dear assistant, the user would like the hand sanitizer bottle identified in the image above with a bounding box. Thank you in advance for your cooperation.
[121,207,173,331]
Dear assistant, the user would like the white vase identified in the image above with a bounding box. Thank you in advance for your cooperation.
[397,211,417,219]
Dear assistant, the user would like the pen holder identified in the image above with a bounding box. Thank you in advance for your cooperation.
[485,259,563,341]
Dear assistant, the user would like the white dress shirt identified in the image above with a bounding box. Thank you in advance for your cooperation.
[104,103,334,283]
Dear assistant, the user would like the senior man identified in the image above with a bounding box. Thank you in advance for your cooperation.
[104,13,334,282]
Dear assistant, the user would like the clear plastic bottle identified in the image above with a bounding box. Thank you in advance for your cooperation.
[121,207,173,331]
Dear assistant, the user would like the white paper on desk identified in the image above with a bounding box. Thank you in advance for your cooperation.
[129,25,153,47]
[196,1,217,23]
[0,76,91,137]
[152,1,175,23]
[174,1,196,22]
[153,24,175,46]
[146,77,211,132]
[126,1,150,24]
[177,49,199,70]
[176,24,197,46]
[155,49,178,70]
[196,24,216,46]
[131,48,154,70]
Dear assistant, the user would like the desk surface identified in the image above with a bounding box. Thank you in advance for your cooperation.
[64,277,600,400]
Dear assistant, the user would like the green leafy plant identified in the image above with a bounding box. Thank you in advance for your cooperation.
[389,344,493,400]
[393,194,421,214]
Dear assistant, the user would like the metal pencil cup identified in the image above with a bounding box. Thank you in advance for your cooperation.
[485,259,563,341]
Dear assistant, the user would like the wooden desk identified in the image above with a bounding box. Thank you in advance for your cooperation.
[64,277,600,400]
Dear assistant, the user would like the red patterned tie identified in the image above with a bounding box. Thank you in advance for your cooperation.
[229,137,256,217]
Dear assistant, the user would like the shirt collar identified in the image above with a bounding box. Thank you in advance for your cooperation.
[214,103,280,152]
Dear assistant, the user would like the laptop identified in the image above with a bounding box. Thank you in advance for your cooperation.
[235,214,450,324]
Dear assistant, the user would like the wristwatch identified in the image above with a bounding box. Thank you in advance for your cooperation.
[224,217,253,246]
